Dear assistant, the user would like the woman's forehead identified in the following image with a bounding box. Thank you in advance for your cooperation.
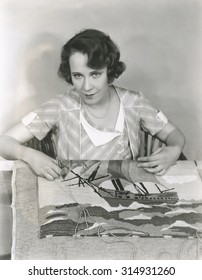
[69,52,107,72]
[69,52,88,68]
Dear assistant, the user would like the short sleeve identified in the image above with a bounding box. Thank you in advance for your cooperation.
[139,92,168,135]
[22,96,61,140]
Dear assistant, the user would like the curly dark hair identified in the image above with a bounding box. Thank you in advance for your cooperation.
[58,29,126,84]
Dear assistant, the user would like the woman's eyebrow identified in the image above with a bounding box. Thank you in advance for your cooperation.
[90,69,103,73]
[71,69,104,75]
[71,71,82,75]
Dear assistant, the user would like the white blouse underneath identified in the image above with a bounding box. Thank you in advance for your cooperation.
[80,103,125,147]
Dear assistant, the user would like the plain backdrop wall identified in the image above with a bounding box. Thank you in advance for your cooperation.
[0,0,202,159]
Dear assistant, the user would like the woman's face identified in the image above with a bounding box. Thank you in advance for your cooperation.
[69,52,109,106]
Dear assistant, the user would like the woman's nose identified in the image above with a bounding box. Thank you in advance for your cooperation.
[83,78,93,91]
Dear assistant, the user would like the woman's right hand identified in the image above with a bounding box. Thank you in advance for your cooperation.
[23,147,62,180]
[0,124,61,180]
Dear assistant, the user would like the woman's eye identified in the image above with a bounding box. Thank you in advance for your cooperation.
[73,74,82,79]
[92,72,101,78]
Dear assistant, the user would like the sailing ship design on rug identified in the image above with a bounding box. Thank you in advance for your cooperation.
[61,160,179,207]
[38,160,202,239]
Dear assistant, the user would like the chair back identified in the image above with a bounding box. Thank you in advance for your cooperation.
[25,130,186,160]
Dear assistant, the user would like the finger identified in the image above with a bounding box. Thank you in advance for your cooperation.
[137,154,160,162]
[51,163,62,175]
[143,166,163,174]
[42,166,60,179]
[43,173,54,181]
[137,156,150,162]
[137,160,159,168]
[48,168,60,178]
[50,159,63,173]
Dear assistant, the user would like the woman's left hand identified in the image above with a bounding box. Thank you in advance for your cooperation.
[136,146,181,175]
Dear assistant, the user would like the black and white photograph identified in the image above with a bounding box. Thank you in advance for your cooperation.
[0,0,202,267]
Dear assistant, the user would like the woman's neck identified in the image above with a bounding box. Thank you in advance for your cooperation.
[85,94,111,119]
[82,86,120,129]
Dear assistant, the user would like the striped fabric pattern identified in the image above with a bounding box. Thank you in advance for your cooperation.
[80,123,132,160]
[22,96,60,141]
[21,85,168,161]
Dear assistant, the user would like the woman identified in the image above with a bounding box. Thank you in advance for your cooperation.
[0,29,185,180]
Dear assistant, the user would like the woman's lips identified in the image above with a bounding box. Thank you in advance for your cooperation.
[84,92,97,98]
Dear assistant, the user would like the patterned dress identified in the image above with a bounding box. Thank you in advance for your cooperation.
[22,85,167,160]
